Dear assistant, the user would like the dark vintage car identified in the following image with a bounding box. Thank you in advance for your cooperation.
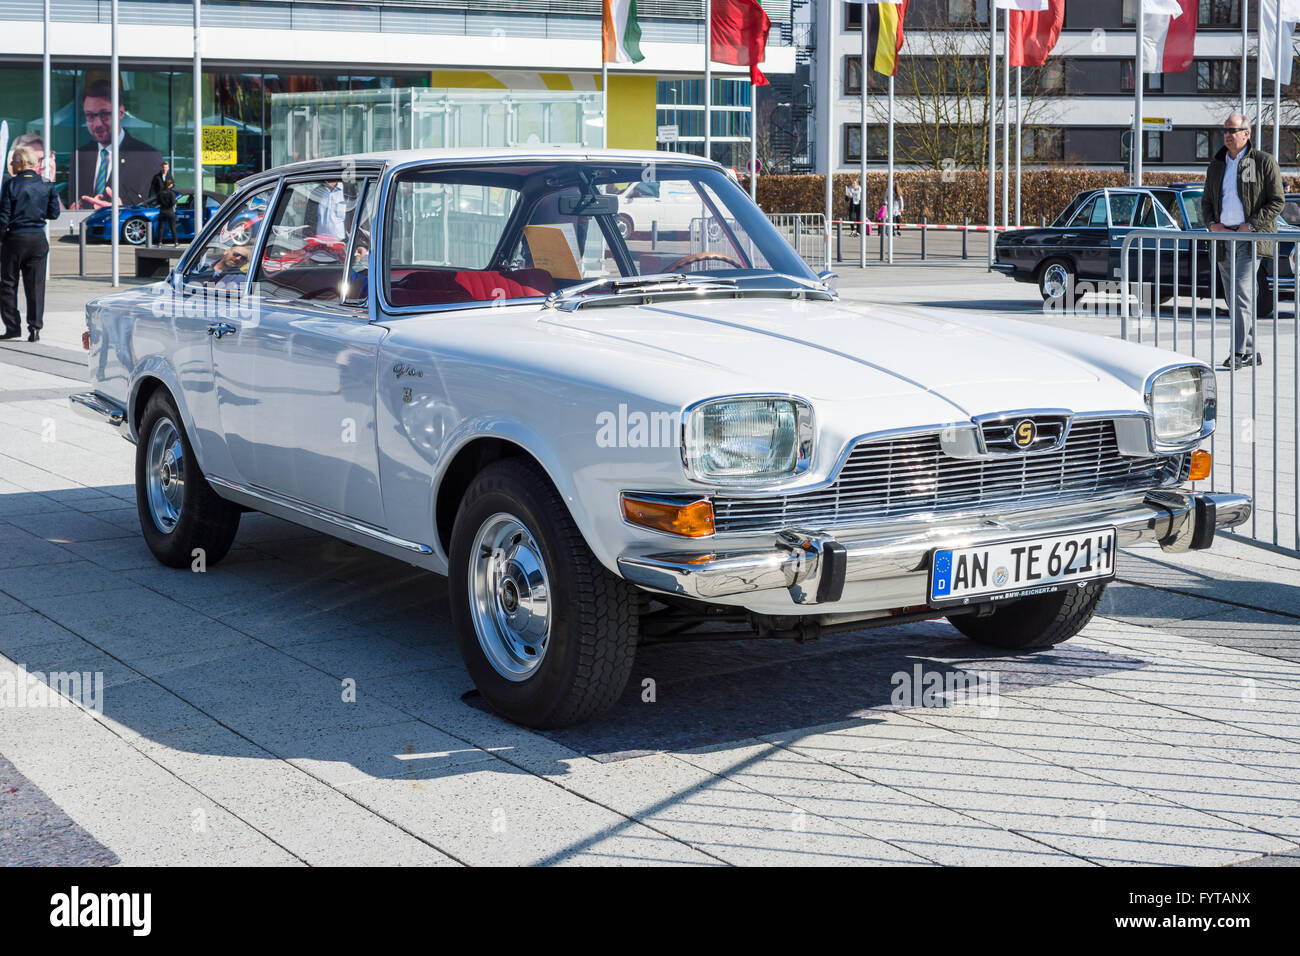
[994,185,1296,315]
[84,191,225,246]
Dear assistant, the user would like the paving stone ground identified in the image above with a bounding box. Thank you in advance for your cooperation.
[0,273,1297,866]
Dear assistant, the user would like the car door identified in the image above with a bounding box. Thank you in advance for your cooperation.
[210,175,387,528]
[1058,193,1110,281]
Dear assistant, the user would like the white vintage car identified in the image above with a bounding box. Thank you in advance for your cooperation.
[72,148,1249,728]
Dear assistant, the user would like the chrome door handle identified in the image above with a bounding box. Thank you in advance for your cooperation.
[207,322,237,339]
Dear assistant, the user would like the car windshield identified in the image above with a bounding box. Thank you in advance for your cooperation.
[383,160,816,308]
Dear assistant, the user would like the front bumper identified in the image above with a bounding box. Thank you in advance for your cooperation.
[617,490,1251,616]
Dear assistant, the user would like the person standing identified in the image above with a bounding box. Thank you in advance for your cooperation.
[891,186,904,237]
[156,177,178,246]
[1201,112,1284,370]
[148,160,171,204]
[845,177,863,235]
[0,145,60,342]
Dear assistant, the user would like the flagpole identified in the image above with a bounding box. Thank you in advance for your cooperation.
[887,73,895,265]
[987,7,996,270]
[705,0,713,162]
[749,82,757,200]
[194,0,203,233]
[602,59,609,149]
[1275,0,1283,159]
[111,0,120,287]
[1002,8,1009,229]
[823,0,834,269]
[1134,3,1144,187]
[1257,0,1264,143]
[1242,0,1249,119]
[1015,65,1022,229]
[860,20,867,269]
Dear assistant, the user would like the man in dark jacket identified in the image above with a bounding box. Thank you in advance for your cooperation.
[0,145,60,341]
[1200,112,1285,370]
[72,80,163,208]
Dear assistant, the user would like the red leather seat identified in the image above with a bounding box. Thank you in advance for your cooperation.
[388,269,554,307]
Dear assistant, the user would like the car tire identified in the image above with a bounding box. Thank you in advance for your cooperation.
[946,581,1106,650]
[1038,258,1074,302]
[616,214,634,241]
[122,217,150,246]
[135,389,241,569]
[448,458,639,729]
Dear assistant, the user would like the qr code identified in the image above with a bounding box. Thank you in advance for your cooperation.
[202,127,236,154]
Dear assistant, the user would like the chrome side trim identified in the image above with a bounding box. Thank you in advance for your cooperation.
[205,475,434,556]
[69,392,126,428]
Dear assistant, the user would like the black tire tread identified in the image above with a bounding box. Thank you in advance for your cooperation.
[450,458,638,728]
[948,581,1106,650]
[136,390,241,568]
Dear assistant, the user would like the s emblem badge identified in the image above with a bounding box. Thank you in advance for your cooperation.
[1014,420,1036,448]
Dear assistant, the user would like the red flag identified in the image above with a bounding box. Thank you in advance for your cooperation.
[1143,0,1198,74]
[1008,0,1065,68]
[711,0,772,86]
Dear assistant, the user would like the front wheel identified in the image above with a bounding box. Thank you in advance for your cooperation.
[122,217,150,245]
[135,390,241,568]
[946,581,1107,650]
[1038,258,1074,302]
[448,458,638,728]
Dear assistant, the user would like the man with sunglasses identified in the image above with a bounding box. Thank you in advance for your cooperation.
[1201,113,1284,370]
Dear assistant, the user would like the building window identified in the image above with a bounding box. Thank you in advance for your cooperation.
[845,2,862,31]
[845,55,863,95]
[1145,130,1163,161]
[1021,127,1064,161]
[1196,130,1212,159]
[1197,59,1240,93]
[947,0,990,26]
[843,123,887,163]
[1121,61,1162,92]
[1029,59,1066,93]
[1198,0,1240,27]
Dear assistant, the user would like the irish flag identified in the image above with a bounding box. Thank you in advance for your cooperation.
[603,0,644,64]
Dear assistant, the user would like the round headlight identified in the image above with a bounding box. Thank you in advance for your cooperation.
[683,397,814,481]
[1147,365,1215,446]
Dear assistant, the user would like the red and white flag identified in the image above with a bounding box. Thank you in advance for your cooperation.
[1006,0,1064,67]
[994,1,1051,10]
[1141,0,1196,74]
[1260,0,1300,83]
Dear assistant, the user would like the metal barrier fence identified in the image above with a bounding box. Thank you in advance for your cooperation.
[1119,227,1299,554]
[764,213,828,271]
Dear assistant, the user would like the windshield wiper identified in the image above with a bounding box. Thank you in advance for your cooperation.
[544,273,738,310]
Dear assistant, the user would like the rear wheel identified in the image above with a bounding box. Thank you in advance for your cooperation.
[448,458,639,728]
[135,390,241,568]
[1038,258,1074,302]
[615,214,634,241]
[947,581,1107,650]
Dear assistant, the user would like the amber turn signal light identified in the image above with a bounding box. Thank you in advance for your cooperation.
[1189,449,1212,481]
[621,494,715,538]
[81,331,90,351]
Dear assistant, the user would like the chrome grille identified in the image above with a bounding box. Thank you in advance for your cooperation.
[712,420,1177,534]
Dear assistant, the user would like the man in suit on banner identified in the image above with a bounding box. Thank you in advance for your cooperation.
[73,79,163,209]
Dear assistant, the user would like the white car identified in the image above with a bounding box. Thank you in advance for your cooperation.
[72,147,1249,728]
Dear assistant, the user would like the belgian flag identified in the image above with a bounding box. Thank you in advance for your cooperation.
[865,1,909,77]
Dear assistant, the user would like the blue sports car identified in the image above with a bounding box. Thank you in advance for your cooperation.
[84,192,224,245]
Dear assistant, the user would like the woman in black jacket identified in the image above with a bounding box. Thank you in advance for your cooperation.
[0,145,60,342]
[157,178,178,246]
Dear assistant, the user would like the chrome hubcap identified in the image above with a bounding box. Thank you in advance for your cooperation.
[146,417,185,533]
[468,513,551,681]
[1043,264,1069,298]
[124,220,147,244]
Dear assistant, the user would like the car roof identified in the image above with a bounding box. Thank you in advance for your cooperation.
[237,147,719,190]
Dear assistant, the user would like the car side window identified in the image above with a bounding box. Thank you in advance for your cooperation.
[181,186,274,289]
[1108,193,1138,227]
[253,179,363,301]
[342,178,377,306]
[1069,197,1102,228]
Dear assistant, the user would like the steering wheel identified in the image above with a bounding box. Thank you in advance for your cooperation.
[663,250,745,272]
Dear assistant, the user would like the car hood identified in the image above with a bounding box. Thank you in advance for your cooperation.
[535,295,1126,416]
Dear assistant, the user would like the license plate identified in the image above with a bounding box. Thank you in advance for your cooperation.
[928,527,1116,608]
